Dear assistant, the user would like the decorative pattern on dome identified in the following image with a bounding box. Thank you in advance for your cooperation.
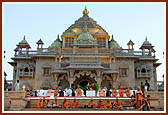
[62,7,109,37]
[50,35,62,48]
[109,35,120,49]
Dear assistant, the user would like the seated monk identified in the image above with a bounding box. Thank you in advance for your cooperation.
[70,97,80,108]
[45,98,52,108]
[113,98,123,110]
[112,88,118,97]
[97,98,104,108]
[52,98,60,108]
[125,87,131,97]
[104,99,112,109]
[87,98,96,108]
[41,97,46,108]
[54,85,59,97]
[119,88,124,97]
[37,98,42,108]
[76,86,82,97]
[62,98,70,108]
[99,87,106,97]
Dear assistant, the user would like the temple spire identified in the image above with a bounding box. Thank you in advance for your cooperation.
[83,6,89,15]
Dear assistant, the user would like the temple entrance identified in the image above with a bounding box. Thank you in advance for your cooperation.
[79,80,88,88]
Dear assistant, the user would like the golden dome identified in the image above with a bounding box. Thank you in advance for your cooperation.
[83,6,89,15]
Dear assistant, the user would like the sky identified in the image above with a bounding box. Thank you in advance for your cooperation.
[3,3,166,81]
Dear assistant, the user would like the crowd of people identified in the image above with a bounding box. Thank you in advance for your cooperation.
[25,81,151,111]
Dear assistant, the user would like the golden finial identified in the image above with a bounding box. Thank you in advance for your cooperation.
[83,6,89,15]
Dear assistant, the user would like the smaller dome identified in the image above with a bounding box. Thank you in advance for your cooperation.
[50,35,62,48]
[142,37,151,46]
[17,35,31,48]
[109,35,120,49]
[140,36,153,49]
[127,40,134,45]
[36,39,44,45]
[76,24,96,44]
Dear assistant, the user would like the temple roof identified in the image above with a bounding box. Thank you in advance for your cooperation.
[17,35,31,48]
[109,35,120,49]
[140,36,153,49]
[62,7,109,37]
[36,39,44,45]
[127,40,134,45]
[50,35,62,48]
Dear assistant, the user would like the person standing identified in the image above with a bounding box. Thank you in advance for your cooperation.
[140,82,145,97]
[144,80,150,91]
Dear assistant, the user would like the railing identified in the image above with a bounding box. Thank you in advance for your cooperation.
[136,73,151,78]
[4,91,25,99]
[19,72,33,76]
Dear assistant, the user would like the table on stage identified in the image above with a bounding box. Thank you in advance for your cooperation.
[86,90,96,97]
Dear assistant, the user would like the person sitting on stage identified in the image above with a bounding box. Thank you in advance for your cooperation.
[41,97,46,108]
[87,83,90,91]
[135,86,143,109]
[62,98,70,108]
[104,99,112,109]
[59,89,64,97]
[119,87,124,97]
[25,88,30,97]
[46,88,53,96]
[125,87,131,97]
[106,88,111,97]
[52,98,60,108]
[37,98,42,108]
[70,97,80,108]
[71,88,76,97]
[54,85,59,97]
[45,98,52,108]
[130,97,136,108]
[112,88,118,97]
[76,85,82,97]
[33,88,37,97]
[99,87,106,97]
[91,83,95,90]
[87,98,96,108]
[113,98,123,110]
[97,98,104,108]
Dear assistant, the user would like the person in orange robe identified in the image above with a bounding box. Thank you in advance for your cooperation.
[76,86,82,97]
[119,88,124,97]
[135,86,143,108]
[87,98,96,108]
[97,98,104,108]
[25,88,29,97]
[40,97,46,108]
[70,97,80,108]
[112,88,118,97]
[54,85,59,97]
[113,98,123,110]
[37,98,42,108]
[125,87,131,97]
[52,98,60,108]
[104,99,112,109]
[62,98,70,108]
[130,97,136,108]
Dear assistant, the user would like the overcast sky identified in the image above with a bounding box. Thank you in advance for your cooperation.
[3,3,166,81]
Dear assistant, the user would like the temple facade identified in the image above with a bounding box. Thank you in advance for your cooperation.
[9,7,161,91]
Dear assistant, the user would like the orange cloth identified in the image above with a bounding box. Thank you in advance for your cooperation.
[70,100,80,108]
[76,88,82,96]
[135,90,143,108]
[88,101,96,108]
[54,89,59,96]
[125,89,130,97]
[130,101,136,107]
[114,101,122,109]
[37,101,41,108]
[119,89,124,97]
[104,102,112,109]
[40,101,45,108]
[63,101,70,108]
[112,90,118,97]
[25,91,29,97]
[97,101,104,108]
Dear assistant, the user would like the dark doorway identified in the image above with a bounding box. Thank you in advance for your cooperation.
[79,80,88,88]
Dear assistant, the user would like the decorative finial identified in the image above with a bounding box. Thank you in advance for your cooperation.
[83,6,89,15]
[57,34,59,39]
[23,35,26,40]
[145,36,147,41]
[111,34,114,40]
